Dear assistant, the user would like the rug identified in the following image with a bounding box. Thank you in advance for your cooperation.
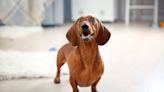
[0,26,43,39]
[0,50,69,80]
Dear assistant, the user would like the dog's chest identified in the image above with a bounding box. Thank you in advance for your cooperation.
[75,67,103,87]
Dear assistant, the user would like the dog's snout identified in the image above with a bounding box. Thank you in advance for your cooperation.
[81,24,89,30]
[81,24,90,36]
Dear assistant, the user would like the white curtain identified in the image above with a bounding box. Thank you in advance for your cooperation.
[0,0,52,26]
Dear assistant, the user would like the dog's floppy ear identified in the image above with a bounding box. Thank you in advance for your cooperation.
[66,23,79,46]
[96,19,111,45]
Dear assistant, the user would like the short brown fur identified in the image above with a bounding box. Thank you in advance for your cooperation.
[54,16,111,92]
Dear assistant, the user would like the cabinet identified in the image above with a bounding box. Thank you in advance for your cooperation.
[71,0,118,22]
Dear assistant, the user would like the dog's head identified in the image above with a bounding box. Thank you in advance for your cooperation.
[66,16,111,46]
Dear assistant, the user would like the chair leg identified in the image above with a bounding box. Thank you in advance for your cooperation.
[125,0,130,24]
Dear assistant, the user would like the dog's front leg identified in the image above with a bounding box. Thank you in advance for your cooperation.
[70,76,79,92]
[91,77,101,92]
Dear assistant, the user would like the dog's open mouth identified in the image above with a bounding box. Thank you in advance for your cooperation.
[80,33,94,41]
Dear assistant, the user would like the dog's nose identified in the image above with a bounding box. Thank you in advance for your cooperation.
[81,24,89,30]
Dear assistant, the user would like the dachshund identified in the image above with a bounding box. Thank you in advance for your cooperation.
[54,15,111,92]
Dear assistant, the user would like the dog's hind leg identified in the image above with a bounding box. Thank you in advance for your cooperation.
[54,50,66,84]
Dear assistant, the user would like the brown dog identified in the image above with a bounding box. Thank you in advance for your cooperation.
[54,16,111,92]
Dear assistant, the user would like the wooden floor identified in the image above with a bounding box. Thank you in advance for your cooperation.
[0,22,164,92]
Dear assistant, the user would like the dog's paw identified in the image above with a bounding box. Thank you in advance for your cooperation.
[54,78,61,84]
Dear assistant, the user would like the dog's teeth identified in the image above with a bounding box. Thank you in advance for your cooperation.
[81,34,93,41]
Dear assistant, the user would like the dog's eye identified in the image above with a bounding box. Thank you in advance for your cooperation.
[77,18,82,22]
[89,18,95,24]
[78,17,84,23]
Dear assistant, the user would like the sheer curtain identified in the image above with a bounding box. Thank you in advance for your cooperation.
[0,0,52,26]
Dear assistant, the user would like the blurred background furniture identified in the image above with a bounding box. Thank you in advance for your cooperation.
[42,0,64,26]
[71,0,118,22]
[125,0,159,27]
